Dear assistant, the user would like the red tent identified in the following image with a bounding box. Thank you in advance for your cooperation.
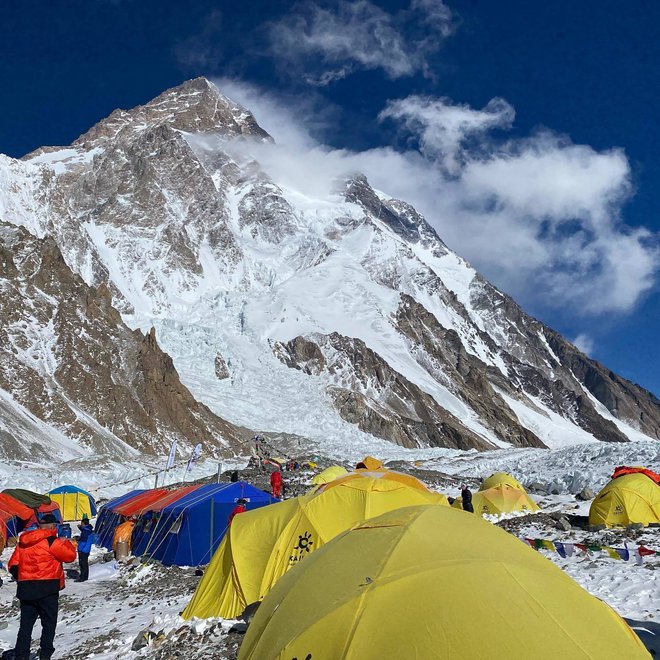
[0,494,34,549]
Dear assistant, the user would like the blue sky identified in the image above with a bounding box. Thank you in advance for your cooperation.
[1,0,659,395]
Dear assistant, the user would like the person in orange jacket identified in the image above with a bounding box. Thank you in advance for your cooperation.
[8,513,76,660]
[112,517,136,556]
[227,498,247,526]
[270,469,283,499]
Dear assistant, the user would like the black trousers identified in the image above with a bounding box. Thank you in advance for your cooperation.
[15,592,59,660]
[78,551,89,581]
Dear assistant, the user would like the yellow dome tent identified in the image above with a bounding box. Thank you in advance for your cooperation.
[589,472,660,528]
[311,465,349,486]
[239,505,649,660]
[183,476,448,620]
[453,484,539,516]
[317,469,431,493]
[356,456,384,471]
[479,471,524,491]
[47,485,97,521]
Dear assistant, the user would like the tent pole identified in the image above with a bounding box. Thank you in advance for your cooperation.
[209,496,214,563]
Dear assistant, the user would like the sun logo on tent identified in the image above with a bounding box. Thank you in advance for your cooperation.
[294,532,314,553]
[614,505,623,514]
[288,532,315,566]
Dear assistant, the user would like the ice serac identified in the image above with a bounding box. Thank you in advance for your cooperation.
[0,76,658,462]
[0,222,248,460]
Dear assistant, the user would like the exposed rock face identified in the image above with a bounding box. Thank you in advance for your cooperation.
[394,295,544,448]
[0,76,657,461]
[0,222,247,459]
[275,334,492,450]
[214,354,230,380]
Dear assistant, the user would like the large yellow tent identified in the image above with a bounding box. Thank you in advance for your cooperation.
[183,476,448,620]
[480,471,524,491]
[589,473,660,528]
[452,484,539,516]
[311,465,349,486]
[239,505,649,660]
[317,469,431,493]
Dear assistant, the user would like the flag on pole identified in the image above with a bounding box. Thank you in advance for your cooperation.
[187,443,202,472]
[166,440,178,470]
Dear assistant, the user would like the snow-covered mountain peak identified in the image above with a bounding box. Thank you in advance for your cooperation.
[0,78,658,467]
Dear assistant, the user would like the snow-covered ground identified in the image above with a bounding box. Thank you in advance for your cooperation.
[0,438,658,659]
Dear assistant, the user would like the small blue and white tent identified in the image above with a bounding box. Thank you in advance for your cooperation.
[133,482,276,566]
[94,489,145,550]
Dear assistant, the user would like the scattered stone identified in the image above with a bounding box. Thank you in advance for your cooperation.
[556,517,571,532]
[132,629,156,651]
[576,487,595,501]
[527,481,547,494]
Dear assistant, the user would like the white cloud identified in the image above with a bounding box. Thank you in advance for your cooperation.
[573,334,595,356]
[213,79,659,316]
[267,0,454,85]
[379,95,515,173]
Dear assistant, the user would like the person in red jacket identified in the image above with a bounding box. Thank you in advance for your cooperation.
[228,498,247,526]
[8,513,77,660]
[270,469,283,499]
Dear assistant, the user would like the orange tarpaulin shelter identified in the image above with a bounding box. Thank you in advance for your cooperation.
[113,489,170,517]
[130,486,200,515]
[0,494,34,550]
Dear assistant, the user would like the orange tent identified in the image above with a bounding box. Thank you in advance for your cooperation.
[0,494,34,550]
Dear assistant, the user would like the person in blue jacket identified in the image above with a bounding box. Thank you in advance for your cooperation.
[75,515,94,582]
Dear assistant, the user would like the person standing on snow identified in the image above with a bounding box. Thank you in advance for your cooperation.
[8,513,76,660]
[460,484,474,513]
[75,515,94,582]
[228,498,247,526]
[270,469,283,499]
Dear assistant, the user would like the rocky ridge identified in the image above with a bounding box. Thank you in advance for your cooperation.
[0,221,248,459]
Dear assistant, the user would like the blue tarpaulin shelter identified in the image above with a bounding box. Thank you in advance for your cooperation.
[132,482,276,566]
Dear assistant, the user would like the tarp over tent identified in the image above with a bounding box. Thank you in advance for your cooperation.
[183,475,449,620]
[134,483,276,567]
[452,484,539,516]
[311,466,348,486]
[239,505,649,660]
[2,489,51,508]
[589,472,660,528]
[94,489,147,550]
[48,485,98,521]
[479,472,524,491]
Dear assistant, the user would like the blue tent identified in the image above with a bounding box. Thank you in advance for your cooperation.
[132,482,277,566]
[94,489,145,550]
